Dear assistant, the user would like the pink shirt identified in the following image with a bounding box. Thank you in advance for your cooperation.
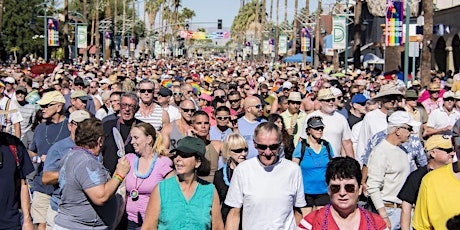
[124,153,173,223]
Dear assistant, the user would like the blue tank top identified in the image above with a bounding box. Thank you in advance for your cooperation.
[158,177,215,230]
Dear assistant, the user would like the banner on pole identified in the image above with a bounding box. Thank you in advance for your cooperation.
[77,26,87,48]
[332,16,346,50]
[279,35,287,54]
[263,40,269,54]
[154,41,162,56]
[301,28,311,52]
[386,0,404,46]
[48,19,59,46]
[253,44,259,55]
[268,38,274,53]
[180,31,230,39]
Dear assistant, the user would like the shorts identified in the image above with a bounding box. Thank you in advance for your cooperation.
[31,191,51,224]
[304,193,330,207]
[46,205,57,230]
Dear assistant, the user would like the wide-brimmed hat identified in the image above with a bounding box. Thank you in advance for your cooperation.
[373,84,402,99]
[427,83,441,91]
[317,89,335,101]
[37,91,66,105]
[287,92,302,102]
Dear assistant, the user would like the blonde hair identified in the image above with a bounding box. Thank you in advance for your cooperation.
[222,133,248,162]
[134,122,168,157]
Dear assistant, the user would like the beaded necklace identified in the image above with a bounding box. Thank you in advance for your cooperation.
[222,163,232,186]
[130,153,157,200]
[321,204,378,230]
[45,118,66,145]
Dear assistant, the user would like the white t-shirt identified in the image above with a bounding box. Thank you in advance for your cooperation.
[225,157,306,230]
[427,107,460,135]
[356,109,388,159]
[351,121,364,166]
[299,110,352,157]
[0,96,23,135]
[164,105,181,122]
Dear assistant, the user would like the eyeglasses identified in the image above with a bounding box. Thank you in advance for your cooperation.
[254,141,281,151]
[229,99,240,104]
[90,86,98,88]
[216,116,229,120]
[231,147,248,153]
[436,147,454,153]
[250,104,263,109]
[173,92,182,96]
[121,103,137,110]
[40,103,58,109]
[181,108,196,113]
[321,98,336,103]
[311,91,319,93]
[398,126,413,132]
[329,184,356,194]
[110,100,120,104]
[139,89,154,94]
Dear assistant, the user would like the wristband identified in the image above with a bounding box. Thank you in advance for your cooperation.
[380,215,388,219]
[113,175,123,182]
[114,173,124,180]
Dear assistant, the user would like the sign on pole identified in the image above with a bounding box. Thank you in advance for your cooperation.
[263,40,269,54]
[332,16,346,50]
[279,35,287,54]
[77,26,87,48]
[386,0,404,46]
[253,44,259,55]
[48,19,59,46]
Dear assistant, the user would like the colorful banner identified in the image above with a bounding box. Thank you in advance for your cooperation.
[180,31,230,39]
[77,26,87,48]
[386,0,404,46]
[268,38,274,53]
[129,37,136,52]
[301,28,311,52]
[48,19,59,46]
[332,16,346,50]
[253,44,259,55]
[279,35,287,54]
[263,40,269,54]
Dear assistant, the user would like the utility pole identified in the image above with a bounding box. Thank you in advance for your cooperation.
[131,0,135,58]
[302,0,310,67]
[314,0,321,68]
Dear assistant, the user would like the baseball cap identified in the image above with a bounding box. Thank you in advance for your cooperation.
[443,91,455,99]
[170,136,206,160]
[351,94,368,104]
[71,90,90,101]
[330,87,342,96]
[73,76,85,86]
[158,88,172,97]
[307,116,325,129]
[100,78,112,85]
[425,135,453,151]
[282,81,293,90]
[16,86,27,94]
[199,94,212,102]
[69,110,91,123]
[37,91,66,105]
[388,111,421,127]
[4,76,15,84]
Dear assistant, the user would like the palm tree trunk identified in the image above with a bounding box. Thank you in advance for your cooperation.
[284,0,288,23]
[314,0,321,68]
[122,0,126,46]
[64,0,69,62]
[254,0,259,61]
[270,0,273,21]
[0,0,4,35]
[96,0,100,65]
[275,0,279,61]
[352,0,362,69]
[421,0,433,87]
[114,0,117,57]
[83,0,88,61]
[131,0,135,58]
[260,0,266,61]
[291,0,298,56]
[105,0,112,60]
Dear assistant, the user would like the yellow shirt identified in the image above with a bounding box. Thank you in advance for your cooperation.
[280,110,307,146]
[413,163,460,230]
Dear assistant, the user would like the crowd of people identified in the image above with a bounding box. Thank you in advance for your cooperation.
[1,57,460,230]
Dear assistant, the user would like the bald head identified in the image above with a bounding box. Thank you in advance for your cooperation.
[244,96,261,109]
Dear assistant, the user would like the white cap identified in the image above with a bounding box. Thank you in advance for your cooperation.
[282,81,293,89]
[388,111,421,127]
[257,76,266,83]
[330,87,342,96]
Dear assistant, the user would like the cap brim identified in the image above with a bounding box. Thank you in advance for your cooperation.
[408,120,422,127]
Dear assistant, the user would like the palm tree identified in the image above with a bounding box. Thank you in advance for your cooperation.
[352,0,363,69]
[314,0,321,68]
[291,0,298,56]
[275,0,279,60]
[421,1,433,87]
[284,0,288,23]
[64,0,69,62]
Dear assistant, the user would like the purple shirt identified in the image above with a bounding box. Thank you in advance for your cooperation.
[124,153,173,223]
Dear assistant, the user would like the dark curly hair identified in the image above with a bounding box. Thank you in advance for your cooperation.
[326,157,362,186]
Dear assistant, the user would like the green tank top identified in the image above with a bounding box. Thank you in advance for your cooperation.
[158,177,215,230]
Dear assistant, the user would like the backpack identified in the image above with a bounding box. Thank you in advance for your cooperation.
[299,138,332,163]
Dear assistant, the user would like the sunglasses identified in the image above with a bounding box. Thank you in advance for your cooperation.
[173,92,182,96]
[251,104,263,109]
[229,99,240,104]
[289,101,301,105]
[329,184,356,194]
[311,126,324,131]
[216,116,229,120]
[40,103,58,109]
[215,96,226,100]
[181,108,196,113]
[172,151,196,159]
[337,96,343,101]
[398,126,413,132]
[121,103,136,109]
[187,90,194,94]
[321,98,336,103]
[437,147,454,153]
[444,97,455,102]
[231,147,248,153]
[139,89,154,94]
[254,141,281,151]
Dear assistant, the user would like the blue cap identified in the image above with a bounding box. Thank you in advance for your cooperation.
[351,94,368,104]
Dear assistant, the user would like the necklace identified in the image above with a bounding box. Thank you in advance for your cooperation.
[45,118,66,145]
[130,153,157,200]
[223,163,231,186]
[321,204,378,230]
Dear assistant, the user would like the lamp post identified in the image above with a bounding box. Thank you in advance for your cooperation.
[34,0,56,62]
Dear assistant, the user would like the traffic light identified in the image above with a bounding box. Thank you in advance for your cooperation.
[218,19,222,30]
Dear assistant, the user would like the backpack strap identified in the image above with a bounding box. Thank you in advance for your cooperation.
[7,135,19,168]
[299,139,307,163]
[321,139,333,159]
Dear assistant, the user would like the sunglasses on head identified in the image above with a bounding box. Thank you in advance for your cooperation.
[329,184,356,194]
[231,147,248,153]
[181,108,196,113]
[139,89,154,94]
[216,115,229,120]
[254,141,281,151]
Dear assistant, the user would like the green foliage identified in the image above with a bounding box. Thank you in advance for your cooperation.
[231,0,266,35]
[1,0,44,60]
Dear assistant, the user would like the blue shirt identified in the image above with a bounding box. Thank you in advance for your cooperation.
[43,137,75,211]
[237,117,266,159]
[293,140,333,194]
[362,130,427,171]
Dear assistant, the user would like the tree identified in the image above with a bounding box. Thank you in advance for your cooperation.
[291,0,298,56]
[353,0,363,69]
[421,1,433,87]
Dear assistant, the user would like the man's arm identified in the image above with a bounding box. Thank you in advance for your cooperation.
[341,139,355,158]
[400,201,413,230]
[42,171,59,185]
[14,122,21,139]
[225,208,241,230]
[20,179,34,230]
[160,123,172,150]
[211,189,224,230]
[162,110,170,127]
[423,126,451,137]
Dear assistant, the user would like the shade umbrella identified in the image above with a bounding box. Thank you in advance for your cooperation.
[30,64,57,75]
